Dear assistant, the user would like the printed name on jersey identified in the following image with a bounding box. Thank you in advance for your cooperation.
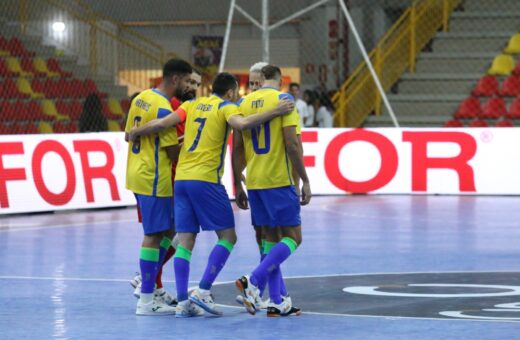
[196,103,214,112]
[252,100,264,109]
[134,99,151,111]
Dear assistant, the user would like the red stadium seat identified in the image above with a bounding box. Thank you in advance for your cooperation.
[7,38,35,58]
[471,75,499,97]
[120,98,130,113]
[469,119,488,127]
[13,101,29,121]
[55,100,69,117]
[480,97,506,119]
[47,58,72,78]
[499,75,520,97]
[443,119,464,127]
[25,122,39,134]
[2,78,28,99]
[21,58,45,77]
[454,97,481,119]
[31,78,45,95]
[496,120,514,127]
[27,101,48,121]
[506,98,520,119]
[69,100,83,119]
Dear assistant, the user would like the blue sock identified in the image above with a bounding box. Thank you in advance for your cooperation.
[258,253,267,297]
[139,247,160,294]
[173,245,191,302]
[268,266,282,304]
[279,267,288,297]
[199,240,233,290]
[250,237,298,289]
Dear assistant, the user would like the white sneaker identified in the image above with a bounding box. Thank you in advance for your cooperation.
[155,289,177,306]
[175,300,204,318]
[130,273,142,299]
[189,288,222,316]
[267,296,301,317]
[235,275,260,315]
[235,294,268,310]
[136,299,176,316]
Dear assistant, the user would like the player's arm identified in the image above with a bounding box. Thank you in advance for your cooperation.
[232,129,248,209]
[165,144,181,163]
[291,134,303,196]
[283,126,311,205]
[128,110,185,142]
[227,99,294,131]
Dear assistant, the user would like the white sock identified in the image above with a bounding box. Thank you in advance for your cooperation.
[155,287,164,295]
[140,293,153,304]
[198,288,211,295]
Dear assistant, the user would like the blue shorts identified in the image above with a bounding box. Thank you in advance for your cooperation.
[174,180,235,233]
[248,186,301,227]
[134,194,174,235]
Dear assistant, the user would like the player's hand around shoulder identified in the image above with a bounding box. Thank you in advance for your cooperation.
[300,181,311,206]
[276,99,295,116]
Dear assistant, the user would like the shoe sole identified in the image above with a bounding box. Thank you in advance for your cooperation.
[235,279,256,315]
[189,296,223,316]
[136,311,175,316]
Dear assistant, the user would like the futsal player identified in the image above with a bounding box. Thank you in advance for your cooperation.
[130,70,202,306]
[128,72,295,317]
[234,65,311,316]
[125,59,192,315]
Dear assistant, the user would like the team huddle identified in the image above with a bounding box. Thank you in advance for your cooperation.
[125,59,311,318]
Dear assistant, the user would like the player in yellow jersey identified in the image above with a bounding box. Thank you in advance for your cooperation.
[125,59,192,316]
[128,72,295,317]
[234,65,311,317]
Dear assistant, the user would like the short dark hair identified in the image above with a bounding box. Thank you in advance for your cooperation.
[289,82,300,89]
[261,65,281,80]
[192,68,202,76]
[163,59,192,80]
[212,72,238,96]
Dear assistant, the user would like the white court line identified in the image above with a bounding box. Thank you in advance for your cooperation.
[0,218,138,233]
[2,271,520,324]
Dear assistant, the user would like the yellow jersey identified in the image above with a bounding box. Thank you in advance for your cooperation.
[175,94,240,184]
[238,87,300,189]
[125,89,178,197]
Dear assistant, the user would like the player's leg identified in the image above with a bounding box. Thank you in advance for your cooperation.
[172,180,204,318]
[236,186,301,315]
[135,194,176,315]
[188,181,236,315]
[154,198,177,306]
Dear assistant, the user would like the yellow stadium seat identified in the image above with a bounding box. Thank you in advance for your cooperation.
[33,57,60,78]
[41,99,69,120]
[504,34,520,54]
[39,122,53,134]
[7,57,31,77]
[488,54,515,76]
[108,120,122,131]
[16,78,44,98]
[108,98,124,116]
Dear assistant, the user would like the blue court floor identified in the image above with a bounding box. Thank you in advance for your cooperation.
[1,195,520,339]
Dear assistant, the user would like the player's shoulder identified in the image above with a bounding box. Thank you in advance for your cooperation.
[278,92,295,101]
[218,99,238,109]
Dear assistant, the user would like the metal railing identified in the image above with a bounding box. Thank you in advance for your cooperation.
[332,0,462,127]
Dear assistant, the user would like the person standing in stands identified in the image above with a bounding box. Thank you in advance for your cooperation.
[79,93,108,132]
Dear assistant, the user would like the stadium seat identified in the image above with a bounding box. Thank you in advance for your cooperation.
[25,122,39,134]
[120,99,130,113]
[469,119,488,127]
[42,99,69,120]
[6,57,31,77]
[480,97,506,119]
[12,101,29,121]
[3,78,27,99]
[488,54,515,76]
[471,75,499,97]
[108,98,124,116]
[0,36,9,56]
[108,120,122,131]
[504,33,520,54]
[21,58,45,77]
[499,75,520,97]
[495,119,514,127]
[7,38,35,57]
[443,119,464,127]
[0,123,9,134]
[506,98,520,119]
[31,78,45,95]
[16,78,43,98]
[69,100,83,119]
[454,97,481,119]
[70,79,85,98]
[38,121,53,134]
[1,101,15,119]
[55,100,69,117]
[33,57,60,78]
[47,58,72,78]
[0,59,17,77]
[43,78,59,98]
[27,101,49,121]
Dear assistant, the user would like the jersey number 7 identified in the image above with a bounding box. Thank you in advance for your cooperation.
[188,117,207,152]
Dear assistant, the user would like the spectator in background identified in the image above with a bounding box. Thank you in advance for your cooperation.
[315,96,333,128]
[79,93,108,132]
[302,89,316,127]
[288,82,309,128]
